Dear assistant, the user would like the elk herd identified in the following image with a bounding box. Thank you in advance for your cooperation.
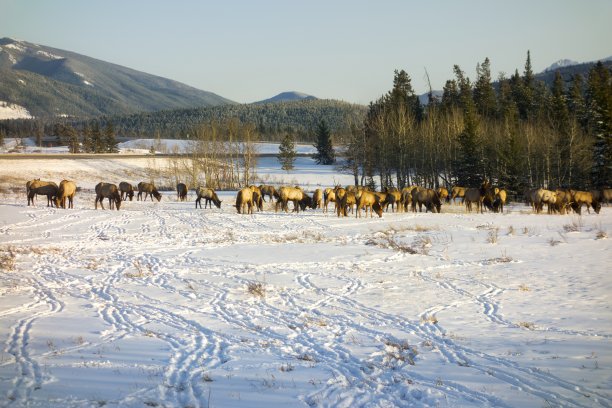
[23,177,611,217]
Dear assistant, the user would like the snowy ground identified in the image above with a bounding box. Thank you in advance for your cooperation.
[0,156,611,407]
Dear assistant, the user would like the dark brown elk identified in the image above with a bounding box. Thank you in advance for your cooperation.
[28,180,58,207]
[176,183,188,201]
[137,182,162,202]
[412,188,442,213]
[235,187,254,214]
[195,187,222,209]
[551,189,575,214]
[356,191,383,218]
[571,191,601,215]
[54,180,77,209]
[119,182,135,201]
[95,182,121,210]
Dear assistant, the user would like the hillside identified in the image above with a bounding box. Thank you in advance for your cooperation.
[254,91,317,104]
[98,98,368,141]
[0,38,234,118]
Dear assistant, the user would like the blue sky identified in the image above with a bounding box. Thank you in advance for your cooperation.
[2,0,611,104]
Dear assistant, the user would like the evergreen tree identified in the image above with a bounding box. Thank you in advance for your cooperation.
[65,124,80,153]
[473,58,497,117]
[91,121,103,153]
[0,127,5,147]
[82,123,93,153]
[586,62,612,188]
[278,132,297,171]
[103,122,118,153]
[313,120,335,165]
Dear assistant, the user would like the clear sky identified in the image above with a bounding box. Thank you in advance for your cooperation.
[2,0,611,104]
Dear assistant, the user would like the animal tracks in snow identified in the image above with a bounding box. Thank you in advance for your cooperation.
[0,200,610,407]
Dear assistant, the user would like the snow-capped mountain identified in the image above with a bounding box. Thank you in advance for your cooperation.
[0,37,235,118]
[254,91,317,104]
[543,59,580,72]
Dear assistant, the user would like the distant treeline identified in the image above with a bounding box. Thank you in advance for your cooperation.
[0,99,367,143]
[341,53,611,195]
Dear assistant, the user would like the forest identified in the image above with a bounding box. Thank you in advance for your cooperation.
[341,53,611,197]
[1,52,610,196]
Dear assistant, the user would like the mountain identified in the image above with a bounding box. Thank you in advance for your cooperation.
[543,59,579,72]
[0,38,235,118]
[254,91,317,104]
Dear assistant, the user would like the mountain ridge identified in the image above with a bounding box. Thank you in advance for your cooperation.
[0,37,235,118]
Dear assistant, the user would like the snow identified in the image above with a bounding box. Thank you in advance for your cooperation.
[0,156,611,407]
[0,102,33,120]
[35,50,63,60]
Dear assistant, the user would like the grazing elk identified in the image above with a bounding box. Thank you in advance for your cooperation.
[119,182,135,201]
[54,180,77,209]
[356,191,383,218]
[571,191,601,215]
[235,187,254,214]
[95,182,121,210]
[276,186,309,213]
[437,187,449,203]
[177,183,188,201]
[258,185,277,202]
[195,187,222,209]
[137,182,162,202]
[28,181,58,207]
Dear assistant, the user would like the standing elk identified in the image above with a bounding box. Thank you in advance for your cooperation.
[236,187,254,214]
[119,182,135,201]
[27,180,58,207]
[530,188,557,214]
[412,188,442,213]
[449,186,467,204]
[276,187,309,213]
[54,180,77,209]
[177,183,188,201]
[137,182,162,202]
[95,182,121,210]
[312,189,324,210]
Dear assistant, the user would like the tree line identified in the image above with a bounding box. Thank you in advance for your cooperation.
[341,52,611,197]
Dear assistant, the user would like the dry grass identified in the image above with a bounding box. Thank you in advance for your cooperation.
[0,247,16,272]
[247,282,266,298]
[125,260,153,278]
[518,284,530,292]
[486,227,500,244]
[420,314,438,325]
[595,229,607,240]
[382,339,418,367]
[518,321,536,330]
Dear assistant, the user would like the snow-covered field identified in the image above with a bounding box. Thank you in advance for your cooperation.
[0,155,611,408]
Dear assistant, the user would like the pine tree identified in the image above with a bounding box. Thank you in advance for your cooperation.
[103,122,118,153]
[278,132,296,171]
[313,120,335,165]
[65,124,80,153]
[82,123,93,153]
[473,58,497,117]
[586,62,612,188]
[91,121,103,153]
